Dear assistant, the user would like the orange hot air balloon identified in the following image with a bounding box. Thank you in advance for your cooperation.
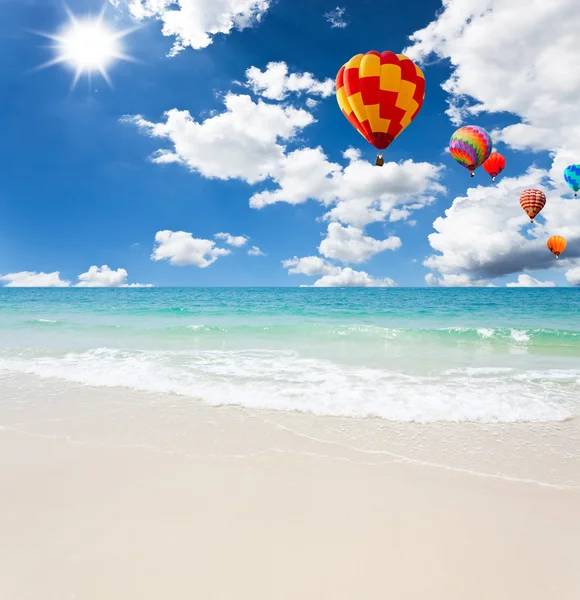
[483,152,506,182]
[335,50,426,165]
[547,236,566,259]
[519,189,546,222]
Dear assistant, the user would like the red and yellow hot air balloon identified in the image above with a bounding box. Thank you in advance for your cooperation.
[335,51,426,166]
[483,152,506,182]
[547,236,566,259]
[519,189,546,222]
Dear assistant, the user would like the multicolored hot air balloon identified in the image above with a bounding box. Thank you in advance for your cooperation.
[336,51,426,166]
[483,152,506,182]
[547,236,566,259]
[519,189,546,222]
[449,126,492,177]
[564,164,580,197]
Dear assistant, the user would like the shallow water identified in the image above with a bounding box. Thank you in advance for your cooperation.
[1,287,579,423]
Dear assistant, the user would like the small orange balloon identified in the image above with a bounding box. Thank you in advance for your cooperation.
[547,235,566,259]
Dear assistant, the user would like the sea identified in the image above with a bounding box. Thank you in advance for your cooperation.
[1,287,579,425]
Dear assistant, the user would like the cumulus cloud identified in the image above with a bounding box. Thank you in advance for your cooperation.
[423,167,580,283]
[506,274,556,288]
[318,222,401,264]
[250,148,445,227]
[127,0,272,55]
[124,93,314,185]
[245,62,334,101]
[0,266,151,288]
[565,266,580,286]
[425,273,491,287]
[402,0,580,284]
[0,271,71,287]
[282,255,337,276]
[282,256,396,287]
[324,7,348,29]
[404,0,580,186]
[127,98,445,228]
[214,232,248,247]
[151,230,231,267]
[75,265,153,288]
[309,268,396,287]
[248,245,266,256]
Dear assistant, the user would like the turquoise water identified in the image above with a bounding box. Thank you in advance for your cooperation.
[1,287,579,423]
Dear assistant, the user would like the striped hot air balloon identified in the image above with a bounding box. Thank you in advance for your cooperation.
[483,152,506,182]
[449,126,492,176]
[547,236,566,259]
[335,51,426,165]
[564,164,580,197]
[519,189,546,222]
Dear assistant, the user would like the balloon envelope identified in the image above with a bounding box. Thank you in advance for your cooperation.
[336,51,426,151]
[483,152,506,182]
[564,164,580,197]
[519,189,546,222]
[449,126,492,176]
[547,235,566,258]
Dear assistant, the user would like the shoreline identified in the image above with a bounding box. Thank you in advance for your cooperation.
[1,375,580,599]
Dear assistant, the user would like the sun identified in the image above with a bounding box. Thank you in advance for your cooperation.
[35,5,137,88]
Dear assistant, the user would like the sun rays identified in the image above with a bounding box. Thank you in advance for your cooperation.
[34,4,138,88]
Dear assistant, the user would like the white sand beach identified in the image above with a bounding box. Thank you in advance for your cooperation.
[1,374,579,600]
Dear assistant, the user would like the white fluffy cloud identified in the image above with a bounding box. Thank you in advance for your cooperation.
[214,232,248,247]
[127,91,444,228]
[282,256,336,276]
[249,148,445,228]
[125,93,314,184]
[248,245,266,256]
[425,273,490,287]
[245,62,334,101]
[506,274,556,288]
[152,230,231,267]
[282,256,396,287]
[404,0,580,284]
[405,0,580,186]
[318,223,401,264]
[0,271,71,287]
[127,0,271,55]
[324,7,348,29]
[565,266,580,286]
[0,266,151,287]
[75,265,152,288]
[424,168,580,282]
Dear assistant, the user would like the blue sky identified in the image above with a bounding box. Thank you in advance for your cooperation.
[1,0,579,287]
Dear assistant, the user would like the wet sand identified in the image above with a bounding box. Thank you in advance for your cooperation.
[0,375,579,599]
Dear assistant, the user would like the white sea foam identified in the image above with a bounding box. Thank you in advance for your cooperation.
[510,329,530,343]
[477,328,495,338]
[0,348,576,424]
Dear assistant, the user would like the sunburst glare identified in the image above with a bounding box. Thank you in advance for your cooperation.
[34,4,138,88]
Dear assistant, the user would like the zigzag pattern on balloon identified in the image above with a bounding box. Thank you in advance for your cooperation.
[449,126,492,174]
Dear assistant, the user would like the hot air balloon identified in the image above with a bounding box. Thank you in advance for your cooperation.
[336,51,426,166]
[483,152,506,182]
[519,189,546,222]
[449,126,492,177]
[564,164,580,197]
[547,236,566,259]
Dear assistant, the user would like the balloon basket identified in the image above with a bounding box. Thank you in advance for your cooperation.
[375,154,384,167]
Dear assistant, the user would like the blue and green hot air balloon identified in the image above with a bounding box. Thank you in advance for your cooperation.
[564,164,580,197]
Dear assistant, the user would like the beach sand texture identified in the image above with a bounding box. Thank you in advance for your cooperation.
[1,376,579,600]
